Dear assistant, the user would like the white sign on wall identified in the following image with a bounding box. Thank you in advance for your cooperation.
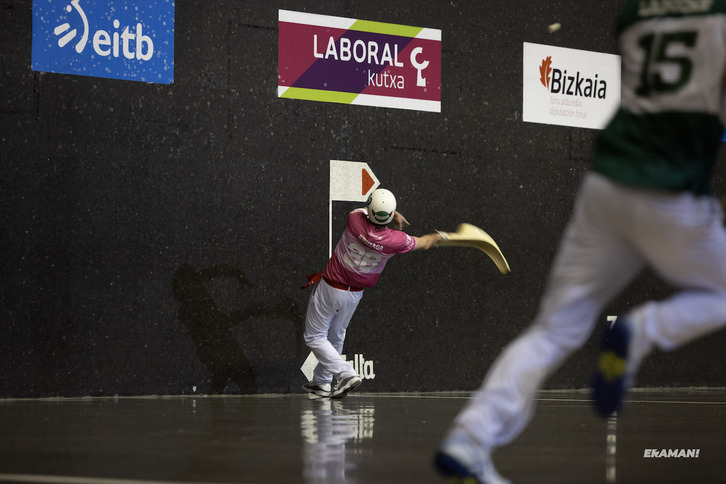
[523,42,620,130]
[329,160,380,256]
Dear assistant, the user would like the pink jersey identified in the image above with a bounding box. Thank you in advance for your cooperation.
[323,209,416,288]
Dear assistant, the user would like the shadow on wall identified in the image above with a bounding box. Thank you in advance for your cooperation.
[172,264,303,394]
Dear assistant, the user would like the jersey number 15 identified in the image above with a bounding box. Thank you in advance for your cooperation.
[636,31,697,97]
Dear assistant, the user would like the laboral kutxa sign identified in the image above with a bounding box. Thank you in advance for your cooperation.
[32,0,174,84]
[278,10,441,112]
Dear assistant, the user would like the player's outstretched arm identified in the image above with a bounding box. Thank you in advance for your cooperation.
[413,232,446,251]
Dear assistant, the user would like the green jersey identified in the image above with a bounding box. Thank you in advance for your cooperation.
[592,0,726,195]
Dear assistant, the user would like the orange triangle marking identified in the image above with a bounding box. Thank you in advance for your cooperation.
[362,169,375,196]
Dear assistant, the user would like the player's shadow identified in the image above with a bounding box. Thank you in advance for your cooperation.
[172,264,301,394]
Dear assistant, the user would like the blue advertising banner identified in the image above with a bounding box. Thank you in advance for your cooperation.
[32,0,174,84]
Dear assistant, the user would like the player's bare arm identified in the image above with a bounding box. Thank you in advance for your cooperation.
[413,232,445,251]
[390,210,444,251]
[391,211,410,230]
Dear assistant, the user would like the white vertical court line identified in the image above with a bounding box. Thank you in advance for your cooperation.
[606,414,617,483]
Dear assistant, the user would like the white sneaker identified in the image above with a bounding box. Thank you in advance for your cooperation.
[302,381,331,398]
[435,429,510,484]
[331,374,362,398]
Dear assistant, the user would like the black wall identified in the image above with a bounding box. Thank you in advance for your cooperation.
[2,0,725,397]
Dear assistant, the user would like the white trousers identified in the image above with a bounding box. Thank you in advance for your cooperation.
[304,279,363,385]
[454,172,726,448]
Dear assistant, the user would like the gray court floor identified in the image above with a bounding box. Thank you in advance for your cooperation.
[0,389,724,484]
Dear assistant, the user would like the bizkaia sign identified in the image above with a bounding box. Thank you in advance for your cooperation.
[278,10,441,113]
[523,43,620,130]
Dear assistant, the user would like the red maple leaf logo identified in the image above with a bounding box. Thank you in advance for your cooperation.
[539,56,553,89]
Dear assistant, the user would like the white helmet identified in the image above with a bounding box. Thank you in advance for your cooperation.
[366,188,396,225]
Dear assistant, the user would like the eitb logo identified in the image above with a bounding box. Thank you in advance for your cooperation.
[32,0,175,84]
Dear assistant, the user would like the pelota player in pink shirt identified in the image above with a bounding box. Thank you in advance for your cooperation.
[302,188,445,398]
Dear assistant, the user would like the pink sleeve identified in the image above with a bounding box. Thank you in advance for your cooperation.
[386,230,416,254]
